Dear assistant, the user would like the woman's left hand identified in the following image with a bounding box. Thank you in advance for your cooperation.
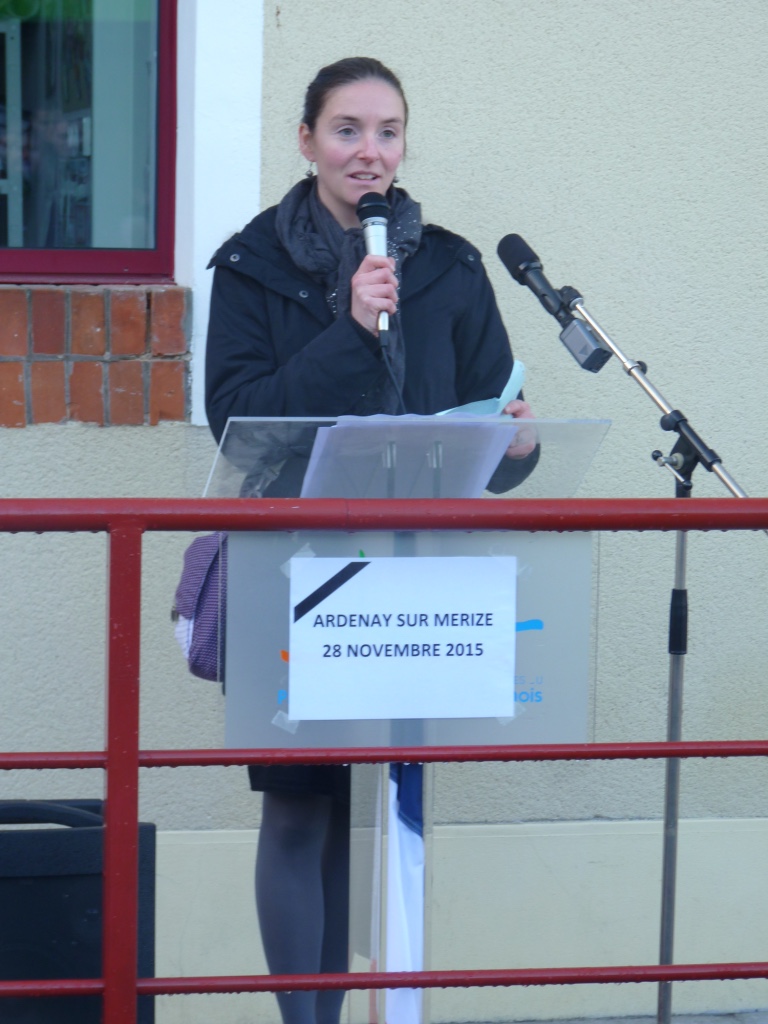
[502,398,538,459]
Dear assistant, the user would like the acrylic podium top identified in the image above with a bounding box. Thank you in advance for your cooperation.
[203,415,610,500]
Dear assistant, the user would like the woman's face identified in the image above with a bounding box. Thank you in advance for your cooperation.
[299,78,406,230]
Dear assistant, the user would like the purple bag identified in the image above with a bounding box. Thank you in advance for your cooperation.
[172,533,228,683]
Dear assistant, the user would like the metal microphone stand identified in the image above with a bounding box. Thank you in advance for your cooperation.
[557,286,752,1024]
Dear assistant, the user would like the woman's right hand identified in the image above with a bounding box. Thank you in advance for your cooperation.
[350,255,398,336]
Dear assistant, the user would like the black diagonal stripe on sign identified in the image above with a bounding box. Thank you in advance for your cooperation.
[293,562,371,622]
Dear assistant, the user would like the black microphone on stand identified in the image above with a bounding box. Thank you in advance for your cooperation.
[356,192,391,337]
[497,233,569,323]
[497,233,611,373]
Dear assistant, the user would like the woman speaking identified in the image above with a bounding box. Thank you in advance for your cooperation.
[205,55,536,1024]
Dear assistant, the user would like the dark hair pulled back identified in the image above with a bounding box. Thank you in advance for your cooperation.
[302,57,408,132]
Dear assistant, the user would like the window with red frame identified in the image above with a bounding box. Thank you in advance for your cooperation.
[0,0,175,283]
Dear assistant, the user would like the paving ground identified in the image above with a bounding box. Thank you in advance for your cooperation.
[504,1015,768,1024]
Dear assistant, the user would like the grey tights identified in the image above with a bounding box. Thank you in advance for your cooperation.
[255,791,350,1024]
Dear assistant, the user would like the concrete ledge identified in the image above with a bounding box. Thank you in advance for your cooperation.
[154,819,768,1024]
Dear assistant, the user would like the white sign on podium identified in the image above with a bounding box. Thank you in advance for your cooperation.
[289,554,518,721]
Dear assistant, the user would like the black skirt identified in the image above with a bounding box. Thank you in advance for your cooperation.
[248,764,351,803]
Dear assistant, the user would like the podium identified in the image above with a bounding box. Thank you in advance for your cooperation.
[206,414,609,1024]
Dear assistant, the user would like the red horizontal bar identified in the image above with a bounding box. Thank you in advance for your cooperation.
[136,961,768,994]
[0,497,767,534]
[0,751,105,769]
[4,960,767,1000]
[4,740,768,772]
[137,740,768,767]
[0,978,103,998]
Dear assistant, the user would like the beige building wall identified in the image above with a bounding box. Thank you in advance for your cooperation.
[2,2,768,1021]
[257,0,768,822]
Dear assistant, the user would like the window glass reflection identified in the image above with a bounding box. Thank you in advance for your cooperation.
[0,0,157,249]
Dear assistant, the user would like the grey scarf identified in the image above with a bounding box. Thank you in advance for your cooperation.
[275,177,422,414]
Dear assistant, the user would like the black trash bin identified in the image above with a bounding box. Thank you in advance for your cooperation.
[0,799,155,1023]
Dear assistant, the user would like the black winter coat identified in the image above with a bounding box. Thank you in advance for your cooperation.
[205,205,520,442]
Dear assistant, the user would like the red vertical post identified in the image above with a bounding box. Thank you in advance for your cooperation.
[103,524,144,1024]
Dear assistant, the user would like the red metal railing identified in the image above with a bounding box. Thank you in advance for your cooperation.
[2,496,768,1022]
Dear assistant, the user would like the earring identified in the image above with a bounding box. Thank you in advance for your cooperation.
[393,176,400,183]
[305,162,315,178]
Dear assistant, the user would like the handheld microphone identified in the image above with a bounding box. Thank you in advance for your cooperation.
[356,192,390,335]
[497,233,611,373]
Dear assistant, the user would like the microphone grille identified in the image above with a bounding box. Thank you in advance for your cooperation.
[356,192,390,223]
[497,234,541,284]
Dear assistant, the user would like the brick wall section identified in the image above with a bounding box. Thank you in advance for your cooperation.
[0,285,192,427]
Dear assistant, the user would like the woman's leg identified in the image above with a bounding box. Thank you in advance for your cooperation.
[316,798,351,1024]
[255,791,349,1024]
